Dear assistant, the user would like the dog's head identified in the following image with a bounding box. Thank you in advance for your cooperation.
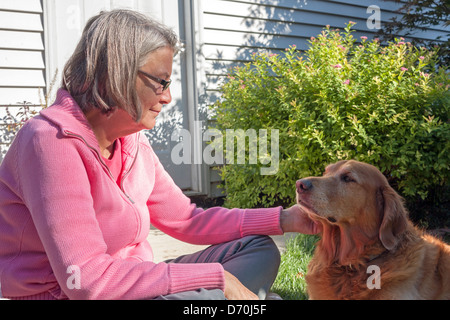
[297,160,408,264]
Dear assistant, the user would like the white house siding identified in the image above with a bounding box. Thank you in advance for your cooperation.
[0,0,46,158]
[198,0,448,100]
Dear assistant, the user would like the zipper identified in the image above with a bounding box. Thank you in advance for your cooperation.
[63,130,136,204]
[119,136,139,204]
[120,142,139,202]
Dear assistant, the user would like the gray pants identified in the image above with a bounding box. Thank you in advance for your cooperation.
[155,235,281,300]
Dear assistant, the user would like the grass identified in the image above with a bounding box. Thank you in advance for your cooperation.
[271,234,319,300]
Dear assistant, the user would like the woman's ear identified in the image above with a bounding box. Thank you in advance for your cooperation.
[378,186,408,250]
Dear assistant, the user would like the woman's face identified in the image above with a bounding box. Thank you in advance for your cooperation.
[135,46,174,130]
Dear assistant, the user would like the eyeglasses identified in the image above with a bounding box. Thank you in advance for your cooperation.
[138,70,172,91]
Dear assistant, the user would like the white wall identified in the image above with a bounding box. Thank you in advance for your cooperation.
[0,0,45,157]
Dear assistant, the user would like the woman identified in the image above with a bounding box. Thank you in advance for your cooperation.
[0,9,319,300]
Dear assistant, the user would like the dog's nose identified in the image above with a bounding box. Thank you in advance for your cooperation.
[296,179,313,193]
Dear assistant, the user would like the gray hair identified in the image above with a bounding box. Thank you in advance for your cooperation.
[62,9,180,121]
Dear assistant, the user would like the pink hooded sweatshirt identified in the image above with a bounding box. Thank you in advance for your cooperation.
[0,89,283,300]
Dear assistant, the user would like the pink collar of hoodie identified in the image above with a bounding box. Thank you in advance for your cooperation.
[40,89,139,163]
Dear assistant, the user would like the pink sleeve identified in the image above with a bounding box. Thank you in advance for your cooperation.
[146,142,284,245]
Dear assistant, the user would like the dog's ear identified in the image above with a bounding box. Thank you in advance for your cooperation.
[378,186,408,250]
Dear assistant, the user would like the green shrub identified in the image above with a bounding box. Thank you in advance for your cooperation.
[212,23,449,210]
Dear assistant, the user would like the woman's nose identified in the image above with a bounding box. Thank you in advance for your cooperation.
[160,87,172,105]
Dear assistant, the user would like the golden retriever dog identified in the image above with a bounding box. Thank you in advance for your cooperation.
[296,160,450,300]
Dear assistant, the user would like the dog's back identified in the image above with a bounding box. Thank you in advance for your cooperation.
[307,216,450,300]
[369,228,450,300]
[412,233,450,299]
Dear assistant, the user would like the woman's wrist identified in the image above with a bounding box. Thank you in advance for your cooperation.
[280,208,294,233]
[280,205,321,235]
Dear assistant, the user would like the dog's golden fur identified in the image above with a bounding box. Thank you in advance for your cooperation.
[296,160,450,300]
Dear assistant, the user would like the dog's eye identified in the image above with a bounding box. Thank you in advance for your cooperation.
[341,174,355,183]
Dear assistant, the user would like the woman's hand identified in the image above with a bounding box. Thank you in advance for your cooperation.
[224,271,259,300]
[280,204,322,235]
